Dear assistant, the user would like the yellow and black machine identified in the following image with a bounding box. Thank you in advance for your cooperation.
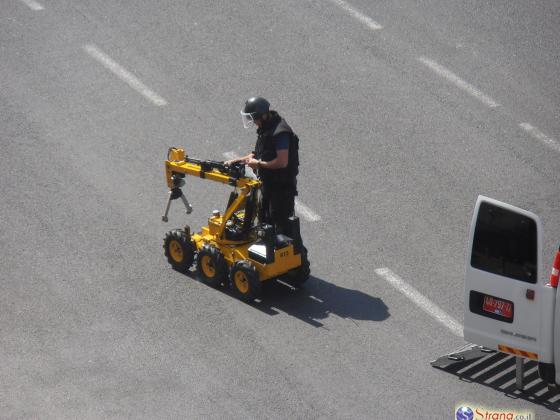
[161,147,310,302]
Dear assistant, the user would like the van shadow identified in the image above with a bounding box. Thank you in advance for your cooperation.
[253,276,390,327]
[433,350,560,413]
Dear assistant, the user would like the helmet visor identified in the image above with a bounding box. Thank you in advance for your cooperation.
[240,110,256,129]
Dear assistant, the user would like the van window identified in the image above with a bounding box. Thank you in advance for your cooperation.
[471,202,537,283]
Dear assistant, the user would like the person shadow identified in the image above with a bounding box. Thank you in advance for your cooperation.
[252,275,390,327]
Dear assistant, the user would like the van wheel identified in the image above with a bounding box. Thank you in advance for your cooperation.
[163,229,195,272]
[197,245,227,287]
[230,260,262,302]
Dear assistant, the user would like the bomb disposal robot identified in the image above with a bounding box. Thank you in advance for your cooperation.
[161,147,310,302]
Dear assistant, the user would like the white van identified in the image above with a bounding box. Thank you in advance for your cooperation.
[463,196,558,387]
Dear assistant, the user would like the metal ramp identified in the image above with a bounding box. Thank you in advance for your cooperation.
[431,344,560,412]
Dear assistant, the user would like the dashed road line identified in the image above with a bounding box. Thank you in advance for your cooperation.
[374,267,464,338]
[19,0,44,11]
[329,0,383,31]
[418,57,500,108]
[519,123,560,154]
[83,44,168,107]
[223,152,321,222]
[294,200,321,222]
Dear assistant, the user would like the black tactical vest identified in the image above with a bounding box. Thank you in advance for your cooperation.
[254,111,299,190]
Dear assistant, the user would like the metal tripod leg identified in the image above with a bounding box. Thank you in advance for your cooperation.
[179,193,193,215]
[162,191,173,222]
[161,189,193,222]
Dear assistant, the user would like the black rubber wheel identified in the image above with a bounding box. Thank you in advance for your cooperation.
[230,260,262,302]
[285,246,310,288]
[196,245,228,287]
[163,229,195,272]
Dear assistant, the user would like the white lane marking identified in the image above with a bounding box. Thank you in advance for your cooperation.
[519,123,560,154]
[295,200,321,222]
[418,57,500,108]
[19,0,44,10]
[223,151,321,222]
[374,267,464,338]
[83,44,168,107]
[329,0,383,30]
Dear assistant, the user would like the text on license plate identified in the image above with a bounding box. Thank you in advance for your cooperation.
[483,295,513,319]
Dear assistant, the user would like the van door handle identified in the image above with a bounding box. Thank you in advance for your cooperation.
[526,289,535,300]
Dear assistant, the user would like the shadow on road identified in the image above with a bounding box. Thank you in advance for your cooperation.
[252,275,390,327]
[432,350,560,413]
[179,268,390,327]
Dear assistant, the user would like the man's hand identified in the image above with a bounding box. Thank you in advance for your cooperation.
[246,158,261,169]
[224,159,244,167]
[225,153,254,167]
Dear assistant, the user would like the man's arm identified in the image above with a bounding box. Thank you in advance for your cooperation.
[225,153,254,167]
[250,150,288,169]
[247,133,289,170]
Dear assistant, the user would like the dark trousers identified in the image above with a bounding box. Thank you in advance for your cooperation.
[259,185,295,235]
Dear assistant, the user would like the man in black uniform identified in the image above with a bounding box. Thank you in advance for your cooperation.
[225,96,299,235]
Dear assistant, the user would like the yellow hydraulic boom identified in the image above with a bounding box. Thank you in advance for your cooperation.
[163,147,260,241]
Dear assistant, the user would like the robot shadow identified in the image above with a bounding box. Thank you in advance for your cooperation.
[253,276,390,327]
[180,271,390,328]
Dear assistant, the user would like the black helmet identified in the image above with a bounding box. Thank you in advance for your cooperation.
[241,96,270,128]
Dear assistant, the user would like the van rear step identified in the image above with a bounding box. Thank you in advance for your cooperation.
[431,344,496,367]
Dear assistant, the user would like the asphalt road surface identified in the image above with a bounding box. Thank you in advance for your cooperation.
[2,1,559,418]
